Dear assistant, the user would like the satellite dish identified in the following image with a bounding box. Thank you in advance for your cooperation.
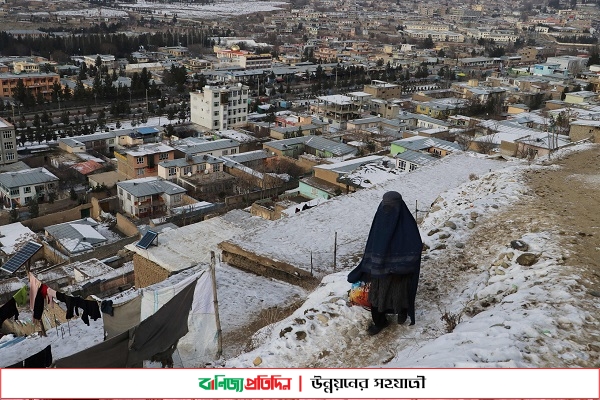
[204,169,209,174]
[187,172,192,177]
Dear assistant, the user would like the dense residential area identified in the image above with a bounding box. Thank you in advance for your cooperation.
[0,0,599,371]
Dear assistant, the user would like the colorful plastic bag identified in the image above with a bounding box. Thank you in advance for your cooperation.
[349,281,371,309]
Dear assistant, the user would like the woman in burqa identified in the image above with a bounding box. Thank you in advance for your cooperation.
[348,191,423,335]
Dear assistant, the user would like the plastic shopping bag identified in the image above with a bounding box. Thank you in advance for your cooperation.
[348,281,371,309]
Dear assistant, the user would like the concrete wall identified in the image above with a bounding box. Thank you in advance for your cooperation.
[21,204,93,232]
[133,253,170,288]
[219,241,317,288]
[116,213,140,237]
[91,196,120,220]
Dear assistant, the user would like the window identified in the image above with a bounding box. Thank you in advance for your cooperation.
[137,168,144,176]
[10,188,19,196]
[214,102,219,107]
[136,156,144,164]
[172,194,182,203]
[222,149,228,155]
[4,142,14,150]
[399,160,406,170]
[230,148,236,154]
[127,193,131,200]
[214,92,219,98]
[3,132,12,139]
[214,121,219,127]
[409,163,417,171]
[214,111,219,116]
[24,196,31,204]
[198,163,206,171]
[212,164,221,172]
[118,188,123,196]
[6,153,14,160]
[24,186,31,193]
[168,167,176,176]
[183,166,192,175]
[108,139,114,144]
[158,153,169,160]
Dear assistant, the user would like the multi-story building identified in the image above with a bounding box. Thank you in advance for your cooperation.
[0,117,17,166]
[0,72,60,99]
[82,54,117,69]
[117,176,186,218]
[115,143,175,180]
[190,84,249,130]
[0,167,59,206]
[13,61,40,74]
[363,80,402,100]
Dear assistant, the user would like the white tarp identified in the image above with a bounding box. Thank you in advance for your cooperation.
[140,267,218,367]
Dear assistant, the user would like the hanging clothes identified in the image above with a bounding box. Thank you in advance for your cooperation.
[46,287,57,309]
[28,272,42,312]
[12,285,29,307]
[55,278,197,368]
[0,298,19,327]
[33,286,45,320]
[62,293,101,326]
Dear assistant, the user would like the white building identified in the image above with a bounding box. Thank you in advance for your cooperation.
[190,84,249,130]
[0,167,59,206]
[83,54,116,69]
[0,117,17,166]
[117,176,186,218]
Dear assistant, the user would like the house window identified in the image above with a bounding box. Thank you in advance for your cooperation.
[172,194,181,203]
[214,92,219,98]
[158,153,169,160]
[214,121,219,127]
[127,193,131,200]
[230,148,237,154]
[137,168,144,176]
[168,167,176,176]
[214,101,219,107]
[214,111,219,116]
[3,132,12,139]
[409,163,417,171]
[118,188,123,196]
[399,160,406,170]
[198,163,206,171]
[212,164,221,172]
[109,139,114,144]
[222,149,228,155]
[6,153,14,160]
[10,188,19,196]
[183,166,192,175]
[24,196,31,204]
[136,156,144,164]
[24,186,31,193]
[4,142,14,150]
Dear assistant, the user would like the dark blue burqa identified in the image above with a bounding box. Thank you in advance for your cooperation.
[348,191,423,323]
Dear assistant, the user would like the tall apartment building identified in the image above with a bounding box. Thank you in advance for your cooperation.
[190,84,249,130]
[0,117,17,165]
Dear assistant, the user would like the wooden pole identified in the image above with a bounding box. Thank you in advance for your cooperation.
[333,231,337,271]
[210,251,223,360]
[310,251,313,276]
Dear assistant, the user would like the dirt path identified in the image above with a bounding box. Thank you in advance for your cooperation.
[222,146,600,368]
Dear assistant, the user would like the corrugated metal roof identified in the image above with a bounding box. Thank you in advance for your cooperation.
[174,138,239,155]
[45,218,106,245]
[224,150,272,164]
[0,168,58,189]
[304,136,357,156]
[117,177,186,197]
[395,149,438,164]
[392,137,461,152]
